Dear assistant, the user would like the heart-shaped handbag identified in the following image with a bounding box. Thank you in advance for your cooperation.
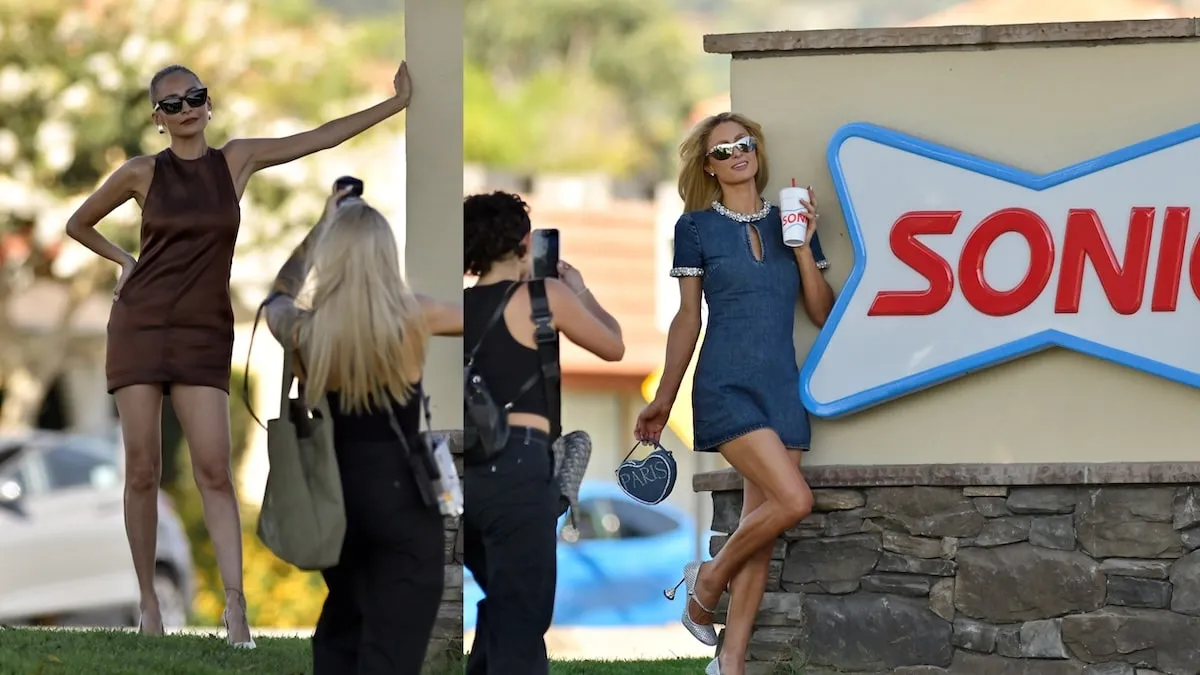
[615,441,678,506]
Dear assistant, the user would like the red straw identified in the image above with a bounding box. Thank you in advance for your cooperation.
[791,178,796,187]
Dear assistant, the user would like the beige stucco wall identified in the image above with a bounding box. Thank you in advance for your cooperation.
[405,0,463,430]
[728,36,1200,466]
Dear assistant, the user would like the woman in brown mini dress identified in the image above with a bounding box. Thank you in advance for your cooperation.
[64,61,413,646]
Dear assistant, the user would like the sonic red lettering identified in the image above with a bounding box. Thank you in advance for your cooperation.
[1151,207,1190,312]
[1054,208,1154,315]
[870,207,1196,317]
[959,208,1054,317]
[867,211,960,316]
[782,211,808,225]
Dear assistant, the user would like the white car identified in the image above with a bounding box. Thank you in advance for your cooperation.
[0,431,195,628]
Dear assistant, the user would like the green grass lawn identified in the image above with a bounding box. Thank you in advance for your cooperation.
[0,628,462,675]
[0,628,719,674]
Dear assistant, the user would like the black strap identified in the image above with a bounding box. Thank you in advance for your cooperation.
[243,293,301,432]
[385,385,439,507]
[528,279,562,441]
[467,279,543,414]
[622,440,668,463]
[243,300,271,431]
[465,281,522,365]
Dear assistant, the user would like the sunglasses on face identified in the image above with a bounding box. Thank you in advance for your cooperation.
[154,88,209,115]
[707,136,757,161]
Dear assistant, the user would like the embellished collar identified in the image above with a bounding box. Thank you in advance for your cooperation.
[711,198,772,223]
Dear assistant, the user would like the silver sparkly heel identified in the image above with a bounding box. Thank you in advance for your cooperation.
[664,560,718,646]
[222,589,256,650]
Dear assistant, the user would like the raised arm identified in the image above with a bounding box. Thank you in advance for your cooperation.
[793,188,835,327]
[262,189,347,343]
[416,294,463,337]
[223,62,412,183]
[546,278,625,362]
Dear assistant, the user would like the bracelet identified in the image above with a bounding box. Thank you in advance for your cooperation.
[576,287,590,297]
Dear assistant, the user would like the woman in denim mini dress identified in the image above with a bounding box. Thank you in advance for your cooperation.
[636,113,835,675]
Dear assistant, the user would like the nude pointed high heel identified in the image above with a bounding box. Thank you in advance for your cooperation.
[222,589,256,650]
[664,561,718,646]
[137,607,163,636]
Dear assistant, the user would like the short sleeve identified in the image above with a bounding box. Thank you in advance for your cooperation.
[809,231,830,271]
[669,214,704,278]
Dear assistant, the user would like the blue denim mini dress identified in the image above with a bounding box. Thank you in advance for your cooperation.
[670,206,829,453]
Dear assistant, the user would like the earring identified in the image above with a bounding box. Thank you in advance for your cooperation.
[208,111,212,120]
[157,125,165,134]
[707,172,715,177]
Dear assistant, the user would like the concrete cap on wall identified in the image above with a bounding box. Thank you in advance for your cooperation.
[703,17,1200,57]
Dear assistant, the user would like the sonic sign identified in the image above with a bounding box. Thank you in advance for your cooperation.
[800,123,1200,418]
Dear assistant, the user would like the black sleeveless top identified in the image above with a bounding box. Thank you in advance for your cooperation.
[326,381,422,445]
[464,281,550,417]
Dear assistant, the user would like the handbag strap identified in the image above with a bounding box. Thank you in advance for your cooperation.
[384,385,440,507]
[383,384,433,454]
[621,440,669,462]
[243,299,298,431]
[527,279,561,441]
[466,279,553,417]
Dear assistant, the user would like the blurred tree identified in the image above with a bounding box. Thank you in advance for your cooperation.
[464,0,699,178]
[0,0,397,628]
[0,0,377,429]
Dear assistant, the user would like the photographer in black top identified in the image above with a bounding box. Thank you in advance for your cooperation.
[463,191,624,674]
[264,185,462,674]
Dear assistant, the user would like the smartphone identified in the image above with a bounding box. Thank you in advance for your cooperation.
[333,176,364,205]
[531,229,560,279]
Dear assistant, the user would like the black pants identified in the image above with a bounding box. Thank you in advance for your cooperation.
[464,427,560,675]
[312,438,445,675]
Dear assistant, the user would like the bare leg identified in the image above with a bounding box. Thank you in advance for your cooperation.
[169,384,250,644]
[113,385,165,635]
[718,450,804,675]
[690,429,812,626]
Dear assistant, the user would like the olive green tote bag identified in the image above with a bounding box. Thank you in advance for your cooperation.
[255,333,346,571]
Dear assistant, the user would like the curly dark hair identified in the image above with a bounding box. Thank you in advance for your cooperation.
[464,191,532,276]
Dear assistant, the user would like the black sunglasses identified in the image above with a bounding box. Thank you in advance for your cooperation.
[707,136,757,161]
[154,88,209,115]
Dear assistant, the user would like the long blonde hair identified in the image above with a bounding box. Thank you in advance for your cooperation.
[295,201,429,412]
[677,112,772,213]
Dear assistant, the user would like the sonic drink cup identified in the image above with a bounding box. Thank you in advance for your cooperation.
[779,186,810,247]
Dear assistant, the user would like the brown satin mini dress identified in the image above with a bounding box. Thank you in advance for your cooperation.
[105,147,240,394]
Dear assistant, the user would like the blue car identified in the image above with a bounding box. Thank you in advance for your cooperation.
[463,481,715,628]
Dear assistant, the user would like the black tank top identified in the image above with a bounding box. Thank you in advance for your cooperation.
[464,281,550,417]
[325,380,422,445]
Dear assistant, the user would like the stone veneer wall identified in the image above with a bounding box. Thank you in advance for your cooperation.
[433,430,464,655]
[697,464,1200,675]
